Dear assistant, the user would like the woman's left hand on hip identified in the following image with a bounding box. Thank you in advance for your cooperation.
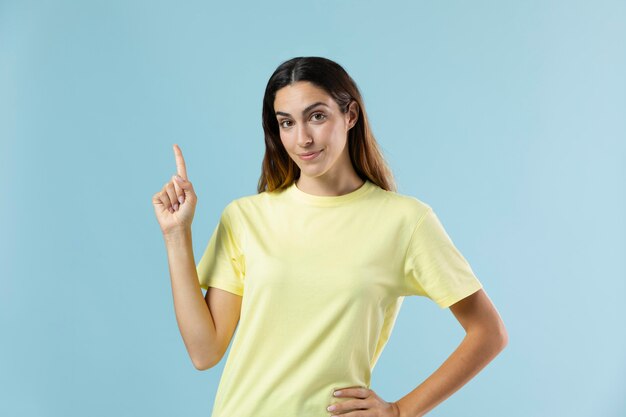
[327,386,401,416]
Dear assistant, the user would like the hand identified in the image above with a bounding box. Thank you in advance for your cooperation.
[327,386,402,417]
[152,144,198,236]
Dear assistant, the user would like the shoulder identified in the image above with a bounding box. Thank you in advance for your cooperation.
[217,192,267,237]
[370,184,433,224]
[223,189,274,217]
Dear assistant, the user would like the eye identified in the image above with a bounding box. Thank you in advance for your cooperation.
[278,112,326,129]
[311,112,326,121]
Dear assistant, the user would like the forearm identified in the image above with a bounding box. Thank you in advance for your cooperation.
[394,330,506,417]
[164,228,218,369]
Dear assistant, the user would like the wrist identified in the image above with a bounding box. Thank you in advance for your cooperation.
[163,227,192,243]
[393,399,420,417]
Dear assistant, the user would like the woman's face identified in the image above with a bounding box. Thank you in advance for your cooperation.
[274,81,358,183]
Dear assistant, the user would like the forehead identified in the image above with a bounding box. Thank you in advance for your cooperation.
[274,81,333,110]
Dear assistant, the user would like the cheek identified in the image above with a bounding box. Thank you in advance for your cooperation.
[326,126,347,150]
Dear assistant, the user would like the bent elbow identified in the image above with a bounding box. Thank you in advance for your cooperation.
[495,325,509,351]
[500,329,509,350]
[477,323,508,354]
[192,354,218,371]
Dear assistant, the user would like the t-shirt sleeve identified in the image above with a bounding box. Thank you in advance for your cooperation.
[402,207,483,308]
[196,202,245,296]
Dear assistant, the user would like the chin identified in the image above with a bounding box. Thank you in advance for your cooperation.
[298,164,320,173]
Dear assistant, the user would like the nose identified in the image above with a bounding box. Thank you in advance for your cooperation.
[295,122,313,147]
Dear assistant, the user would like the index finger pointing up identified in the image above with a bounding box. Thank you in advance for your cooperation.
[173,143,188,180]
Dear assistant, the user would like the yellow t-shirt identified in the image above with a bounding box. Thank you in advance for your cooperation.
[196,179,483,417]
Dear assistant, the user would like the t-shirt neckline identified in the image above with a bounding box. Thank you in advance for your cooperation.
[287,178,375,207]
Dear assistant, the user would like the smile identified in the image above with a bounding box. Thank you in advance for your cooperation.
[298,150,323,161]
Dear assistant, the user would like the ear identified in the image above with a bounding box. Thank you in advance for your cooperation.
[346,100,359,130]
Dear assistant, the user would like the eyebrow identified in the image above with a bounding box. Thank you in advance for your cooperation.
[275,102,329,118]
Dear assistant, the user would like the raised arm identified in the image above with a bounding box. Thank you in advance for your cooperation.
[152,144,242,370]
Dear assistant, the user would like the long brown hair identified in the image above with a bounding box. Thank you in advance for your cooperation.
[257,56,397,193]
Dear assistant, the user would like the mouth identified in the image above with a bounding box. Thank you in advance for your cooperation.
[298,150,323,161]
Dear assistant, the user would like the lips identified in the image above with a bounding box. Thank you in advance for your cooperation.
[298,150,323,161]
[299,150,322,156]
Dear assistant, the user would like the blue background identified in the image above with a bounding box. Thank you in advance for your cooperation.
[1,1,624,416]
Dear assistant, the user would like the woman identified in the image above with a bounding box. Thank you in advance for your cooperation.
[152,56,508,417]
